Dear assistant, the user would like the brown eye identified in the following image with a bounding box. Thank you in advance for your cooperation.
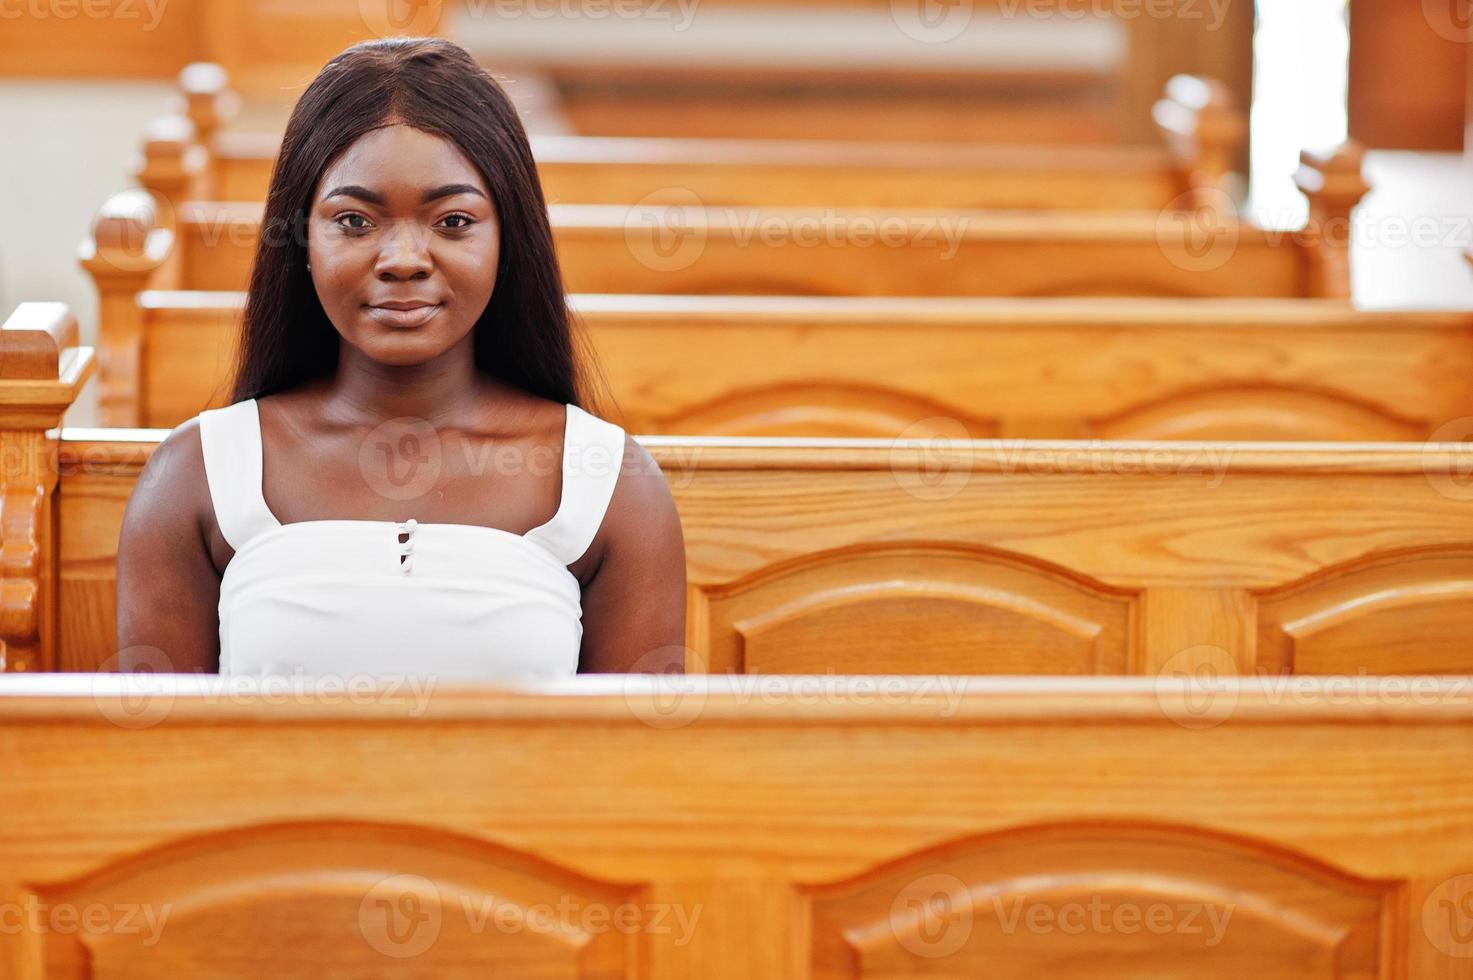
[336,213,372,231]
[440,214,474,230]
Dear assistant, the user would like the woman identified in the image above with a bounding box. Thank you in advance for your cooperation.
[116,38,686,677]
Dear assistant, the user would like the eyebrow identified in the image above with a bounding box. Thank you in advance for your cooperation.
[321,183,488,206]
[422,183,487,203]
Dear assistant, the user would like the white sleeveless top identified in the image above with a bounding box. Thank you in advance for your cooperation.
[197,398,626,680]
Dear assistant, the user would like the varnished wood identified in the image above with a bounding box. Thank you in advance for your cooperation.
[1349,0,1470,151]
[2,676,1473,977]
[1151,74,1246,206]
[80,290,1473,439]
[78,192,174,427]
[549,65,1125,145]
[1294,143,1373,300]
[170,69,1240,210]
[0,306,96,674]
[46,430,1473,678]
[580,296,1473,441]
[94,184,1361,299]
[207,131,1195,212]
[2,0,1254,146]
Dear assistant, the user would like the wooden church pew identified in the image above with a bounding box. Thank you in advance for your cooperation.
[0,304,97,674]
[87,142,1366,301]
[586,295,1473,440]
[2,674,1472,978]
[4,307,1473,678]
[157,69,1243,212]
[75,271,1473,437]
[56,435,1473,677]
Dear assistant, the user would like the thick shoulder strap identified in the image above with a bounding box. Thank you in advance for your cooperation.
[198,399,280,552]
[525,404,627,565]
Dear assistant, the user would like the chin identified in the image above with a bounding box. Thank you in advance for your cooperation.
[361,330,455,367]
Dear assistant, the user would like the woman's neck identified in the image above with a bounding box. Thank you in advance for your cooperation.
[321,339,488,428]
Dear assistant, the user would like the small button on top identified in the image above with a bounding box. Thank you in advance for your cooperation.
[397,519,418,574]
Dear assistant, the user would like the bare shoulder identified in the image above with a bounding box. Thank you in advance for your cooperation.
[600,435,683,554]
[118,414,218,571]
[127,416,210,526]
[116,414,225,672]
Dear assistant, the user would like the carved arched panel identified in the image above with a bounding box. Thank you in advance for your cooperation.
[28,821,641,979]
[696,545,1138,675]
[1255,548,1473,674]
[805,822,1396,979]
[1092,385,1424,442]
[658,384,996,439]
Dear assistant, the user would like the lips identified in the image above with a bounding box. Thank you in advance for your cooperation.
[364,302,443,329]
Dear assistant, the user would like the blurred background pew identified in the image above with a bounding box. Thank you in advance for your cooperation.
[4,0,1470,426]
[72,272,1473,437]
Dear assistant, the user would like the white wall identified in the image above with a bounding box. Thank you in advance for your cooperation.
[0,79,173,426]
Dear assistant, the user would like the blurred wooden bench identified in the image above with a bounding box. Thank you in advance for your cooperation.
[73,267,1473,438]
[6,305,1473,678]
[85,142,1366,306]
[1,676,1471,977]
[156,69,1244,211]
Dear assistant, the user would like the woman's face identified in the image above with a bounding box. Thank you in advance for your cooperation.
[307,123,500,367]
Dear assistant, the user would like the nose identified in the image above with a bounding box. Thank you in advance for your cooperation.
[374,220,433,280]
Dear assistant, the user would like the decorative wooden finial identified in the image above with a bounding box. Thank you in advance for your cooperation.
[1152,74,1248,208]
[79,191,174,428]
[1294,141,1372,300]
[171,62,239,147]
[132,115,208,205]
[0,303,96,673]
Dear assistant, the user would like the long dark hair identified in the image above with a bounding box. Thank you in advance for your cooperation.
[232,37,593,409]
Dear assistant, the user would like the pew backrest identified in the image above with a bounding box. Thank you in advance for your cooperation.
[2,676,1472,978]
[82,286,1473,439]
[50,432,1473,678]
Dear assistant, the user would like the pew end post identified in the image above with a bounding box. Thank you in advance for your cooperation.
[132,113,211,208]
[79,190,173,428]
[1294,141,1372,300]
[1152,74,1248,210]
[167,62,240,152]
[0,304,95,674]
[167,62,240,198]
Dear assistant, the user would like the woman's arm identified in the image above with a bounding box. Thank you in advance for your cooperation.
[577,437,687,674]
[115,419,224,673]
